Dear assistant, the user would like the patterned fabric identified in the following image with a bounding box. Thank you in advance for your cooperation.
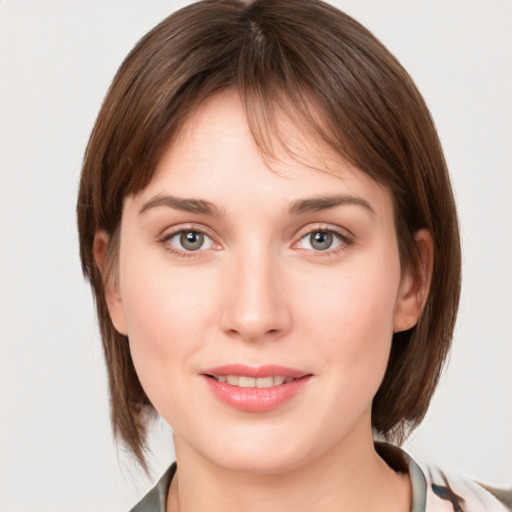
[424,466,511,511]
[128,444,511,512]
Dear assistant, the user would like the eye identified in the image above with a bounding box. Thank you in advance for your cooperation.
[166,230,215,252]
[298,230,345,251]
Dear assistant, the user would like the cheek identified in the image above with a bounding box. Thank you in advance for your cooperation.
[303,256,400,337]
[117,246,216,394]
[297,252,401,384]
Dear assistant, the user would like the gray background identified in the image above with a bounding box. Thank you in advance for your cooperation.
[1,1,511,511]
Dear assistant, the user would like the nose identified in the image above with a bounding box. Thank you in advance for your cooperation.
[219,246,292,343]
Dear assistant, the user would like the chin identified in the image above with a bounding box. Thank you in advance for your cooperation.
[178,418,341,477]
[173,420,312,475]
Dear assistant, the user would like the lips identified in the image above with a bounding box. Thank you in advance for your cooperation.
[202,365,312,412]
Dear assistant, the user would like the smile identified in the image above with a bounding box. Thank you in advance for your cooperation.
[202,365,312,412]
[208,375,296,388]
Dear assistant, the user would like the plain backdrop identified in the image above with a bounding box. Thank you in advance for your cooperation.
[1,1,511,511]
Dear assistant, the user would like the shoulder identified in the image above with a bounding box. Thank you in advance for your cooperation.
[376,442,511,512]
[128,463,176,512]
[422,463,511,512]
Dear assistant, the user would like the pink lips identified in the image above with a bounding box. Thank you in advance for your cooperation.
[202,364,312,412]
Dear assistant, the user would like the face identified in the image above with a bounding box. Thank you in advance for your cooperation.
[102,90,423,474]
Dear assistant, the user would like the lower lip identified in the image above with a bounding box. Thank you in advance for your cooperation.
[203,376,311,412]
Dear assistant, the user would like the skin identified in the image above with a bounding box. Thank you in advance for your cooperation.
[95,90,432,512]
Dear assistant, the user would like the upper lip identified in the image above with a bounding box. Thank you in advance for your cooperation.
[201,364,310,379]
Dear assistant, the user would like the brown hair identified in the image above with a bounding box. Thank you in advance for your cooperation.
[77,0,461,468]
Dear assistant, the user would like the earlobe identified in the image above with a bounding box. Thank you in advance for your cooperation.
[393,229,434,333]
[93,230,128,335]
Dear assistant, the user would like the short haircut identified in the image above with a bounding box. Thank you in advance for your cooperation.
[77,0,461,468]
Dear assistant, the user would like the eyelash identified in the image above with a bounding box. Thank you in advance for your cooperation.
[159,225,217,259]
[294,225,354,257]
[158,224,354,259]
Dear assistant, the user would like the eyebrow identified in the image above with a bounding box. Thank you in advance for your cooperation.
[289,195,376,216]
[139,194,224,217]
[139,193,375,218]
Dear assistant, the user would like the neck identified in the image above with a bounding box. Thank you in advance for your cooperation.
[167,429,411,512]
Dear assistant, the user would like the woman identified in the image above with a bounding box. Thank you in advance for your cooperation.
[77,1,510,510]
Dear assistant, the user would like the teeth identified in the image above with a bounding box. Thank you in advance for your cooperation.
[255,376,274,388]
[227,375,239,386]
[238,376,255,388]
[213,375,293,388]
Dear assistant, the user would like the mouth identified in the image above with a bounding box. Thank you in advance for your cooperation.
[206,375,297,388]
[201,365,312,412]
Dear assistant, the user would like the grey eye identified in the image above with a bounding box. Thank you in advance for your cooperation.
[179,231,205,251]
[309,231,333,250]
[165,229,215,254]
[299,230,344,252]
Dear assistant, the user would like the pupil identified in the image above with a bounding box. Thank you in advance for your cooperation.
[311,231,332,250]
[181,231,204,250]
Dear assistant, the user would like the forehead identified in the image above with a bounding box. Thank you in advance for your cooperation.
[131,89,393,218]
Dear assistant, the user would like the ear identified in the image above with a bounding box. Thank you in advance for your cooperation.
[93,230,128,335]
[393,229,434,333]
